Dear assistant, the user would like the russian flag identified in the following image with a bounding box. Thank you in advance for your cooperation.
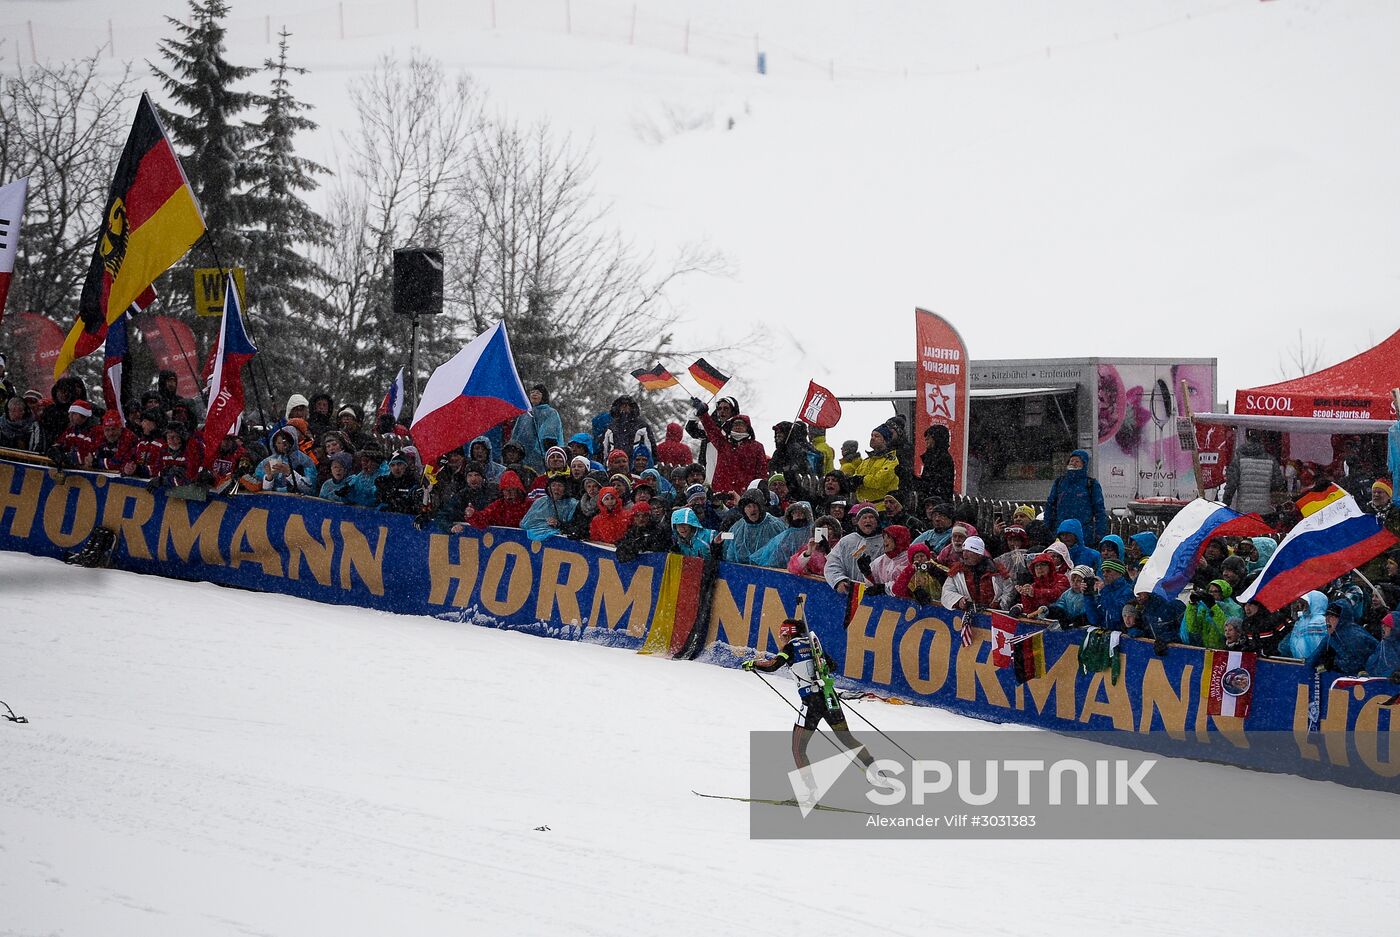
[1238,493,1397,611]
[410,321,529,465]
[102,285,156,418]
[1135,498,1275,599]
[379,366,406,421]
[201,277,257,462]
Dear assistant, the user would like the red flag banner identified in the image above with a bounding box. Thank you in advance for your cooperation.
[1201,649,1257,718]
[797,380,842,429]
[8,311,66,391]
[141,315,203,399]
[914,308,970,493]
[688,358,730,396]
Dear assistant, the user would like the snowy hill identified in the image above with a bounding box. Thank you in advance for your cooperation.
[1,550,1397,934]
[5,0,1399,433]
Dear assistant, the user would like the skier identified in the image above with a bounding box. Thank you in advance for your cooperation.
[743,613,874,805]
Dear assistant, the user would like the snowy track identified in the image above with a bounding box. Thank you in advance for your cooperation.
[1,552,1395,934]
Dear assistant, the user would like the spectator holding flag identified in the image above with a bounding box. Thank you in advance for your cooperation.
[691,398,768,496]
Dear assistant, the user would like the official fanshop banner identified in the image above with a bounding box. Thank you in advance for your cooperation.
[914,308,969,493]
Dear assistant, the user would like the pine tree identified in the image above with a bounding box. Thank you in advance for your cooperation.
[149,0,258,314]
[241,29,333,405]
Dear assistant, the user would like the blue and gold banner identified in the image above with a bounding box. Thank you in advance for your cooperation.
[2,457,1396,791]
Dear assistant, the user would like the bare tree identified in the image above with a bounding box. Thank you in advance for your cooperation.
[0,52,130,322]
[316,53,482,409]
[1277,328,1325,379]
[457,117,731,429]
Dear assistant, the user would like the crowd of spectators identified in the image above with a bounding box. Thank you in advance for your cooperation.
[2,359,1397,680]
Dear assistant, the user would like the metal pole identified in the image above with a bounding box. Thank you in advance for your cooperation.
[407,315,420,420]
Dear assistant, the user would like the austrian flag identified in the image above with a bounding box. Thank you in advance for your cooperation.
[1201,649,1256,719]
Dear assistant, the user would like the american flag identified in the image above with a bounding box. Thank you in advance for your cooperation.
[960,622,973,648]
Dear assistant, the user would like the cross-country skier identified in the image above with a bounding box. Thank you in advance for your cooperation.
[744,615,874,804]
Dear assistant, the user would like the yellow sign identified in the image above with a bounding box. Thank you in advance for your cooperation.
[193,267,247,317]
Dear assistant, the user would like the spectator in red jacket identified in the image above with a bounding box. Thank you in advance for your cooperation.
[53,400,100,468]
[655,421,693,467]
[154,424,204,487]
[588,486,631,544]
[128,408,167,478]
[463,470,530,530]
[1015,551,1071,616]
[692,398,768,497]
[89,410,137,471]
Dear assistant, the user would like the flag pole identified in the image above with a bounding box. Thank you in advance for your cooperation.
[202,232,272,439]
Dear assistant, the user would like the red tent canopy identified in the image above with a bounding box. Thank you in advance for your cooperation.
[1235,328,1400,420]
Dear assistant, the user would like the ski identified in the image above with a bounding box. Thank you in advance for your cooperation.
[691,790,872,815]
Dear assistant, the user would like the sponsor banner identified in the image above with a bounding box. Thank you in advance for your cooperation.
[1096,362,1215,502]
[1,457,1398,791]
[1235,392,1397,421]
[913,308,969,493]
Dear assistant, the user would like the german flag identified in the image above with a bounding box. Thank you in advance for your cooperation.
[55,93,205,376]
[631,364,678,391]
[688,357,729,396]
[1011,631,1046,685]
[1296,482,1348,518]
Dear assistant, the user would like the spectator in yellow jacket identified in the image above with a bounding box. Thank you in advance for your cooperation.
[850,426,901,507]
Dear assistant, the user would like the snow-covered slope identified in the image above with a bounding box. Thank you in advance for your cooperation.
[6,0,1399,434]
[1,550,1396,935]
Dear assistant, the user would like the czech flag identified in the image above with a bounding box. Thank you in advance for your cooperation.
[1239,492,1397,611]
[688,358,729,396]
[411,321,529,465]
[379,366,406,421]
[201,277,257,462]
[55,93,205,377]
[631,364,678,391]
[1135,498,1275,600]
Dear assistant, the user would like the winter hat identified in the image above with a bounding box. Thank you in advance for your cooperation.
[330,451,355,472]
[1004,525,1028,543]
[727,416,752,439]
[139,407,164,426]
[1102,559,1127,575]
[930,502,954,520]
[685,483,707,502]
[68,400,93,418]
[337,405,360,421]
[871,425,893,443]
[1070,564,1097,581]
[287,417,310,438]
[284,393,310,418]
[1013,504,1037,521]
[101,410,124,427]
[768,473,785,485]
[1383,613,1394,631]
[1324,602,1345,617]
[607,448,630,463]
[545,445,568,463]
[23,389,42,402]
[962,536,988,557]
[1374,479,1394,497]
[570,455,590,471]
[852,502,880,519]
[841,440,860,457]
[388,453,409,466]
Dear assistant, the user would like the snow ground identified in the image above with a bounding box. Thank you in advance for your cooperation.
[1,549,1396,935]
[6,0,1400,433]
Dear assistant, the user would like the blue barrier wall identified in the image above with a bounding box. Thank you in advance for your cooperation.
[2,458,1396,791]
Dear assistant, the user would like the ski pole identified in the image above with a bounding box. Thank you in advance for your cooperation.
[749,670,849,757]
[837,697,916,761]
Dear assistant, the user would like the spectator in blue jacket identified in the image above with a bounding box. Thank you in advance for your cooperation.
[1097,559,1135,630]
[1364,613,1399,678]
[1056,518,1102,573]
[1043,449,1107,546]
[1305,602,1379,676]
[510,384,566,472]
[671,506,716,558]
[1133,590,1186,649]
[1283,591,1330,660]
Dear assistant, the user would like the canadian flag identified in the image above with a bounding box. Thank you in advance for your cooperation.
[990,613,1018,669]
[798,379,842,429]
